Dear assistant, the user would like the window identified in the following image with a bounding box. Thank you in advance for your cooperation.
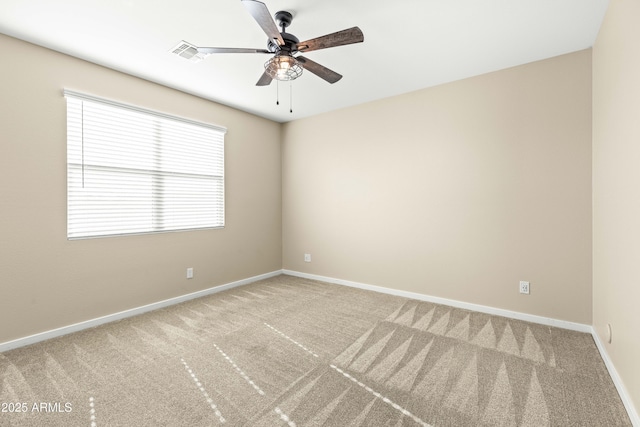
[65,90,226,239]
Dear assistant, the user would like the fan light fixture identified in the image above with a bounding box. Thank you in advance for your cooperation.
[265,54,303,81]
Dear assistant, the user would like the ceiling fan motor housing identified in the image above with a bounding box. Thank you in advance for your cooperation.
[268,31,299,54]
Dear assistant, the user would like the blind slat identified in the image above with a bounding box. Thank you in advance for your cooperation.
[66,92,225,239]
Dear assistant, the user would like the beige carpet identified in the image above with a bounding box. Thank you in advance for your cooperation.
[0,274,632,426]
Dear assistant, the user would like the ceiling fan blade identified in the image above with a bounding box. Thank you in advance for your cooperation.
[297,27,364,53]
[197,47,271,54]
[241,0,284,46]
[256,70,273,86]
[296,56,342,84]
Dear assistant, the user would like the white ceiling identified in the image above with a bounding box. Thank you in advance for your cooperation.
[0,0,608,123]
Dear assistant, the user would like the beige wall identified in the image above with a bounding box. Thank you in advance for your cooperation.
[0,34,282,344]
[0,33,595,344]
[593,0,640,416]
[283,50,593,324]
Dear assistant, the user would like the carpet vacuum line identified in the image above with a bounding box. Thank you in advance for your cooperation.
[263,322,433,427]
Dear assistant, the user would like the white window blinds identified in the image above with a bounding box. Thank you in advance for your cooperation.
[65,90,226,239]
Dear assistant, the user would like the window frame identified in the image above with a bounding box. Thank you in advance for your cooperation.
[64,90,227,240]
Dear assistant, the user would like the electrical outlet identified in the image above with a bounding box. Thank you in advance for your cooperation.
[519,281,530,294]
[186,268,194,279]
[304,253,311,262]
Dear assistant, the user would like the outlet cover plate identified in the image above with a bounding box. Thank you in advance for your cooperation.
[519,281,530,294]
[304,254,311,262]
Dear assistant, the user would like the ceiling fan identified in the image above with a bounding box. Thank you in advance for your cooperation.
[188,0,364,86]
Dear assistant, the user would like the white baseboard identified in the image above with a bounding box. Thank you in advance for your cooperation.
[2,268,637,425]
[283,270,591,332]
[0,270,282,353]
[591,328,640,426]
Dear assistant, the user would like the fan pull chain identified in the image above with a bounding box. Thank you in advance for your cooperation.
[290,82,293,113]
[276,80,280,105]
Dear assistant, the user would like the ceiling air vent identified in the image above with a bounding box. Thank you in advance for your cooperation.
[170,41,206,63]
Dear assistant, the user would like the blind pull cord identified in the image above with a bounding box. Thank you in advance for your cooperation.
[81,101,85,188]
